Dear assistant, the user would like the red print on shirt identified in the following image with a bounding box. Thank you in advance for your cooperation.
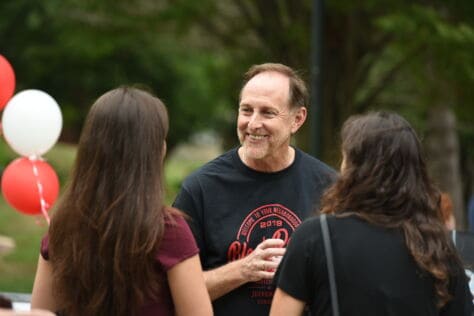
[226,204,302,305]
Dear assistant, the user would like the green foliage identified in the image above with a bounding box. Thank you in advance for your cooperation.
[373,3,474,156]
[0,201,45,292]
[0,143,16,169]
[0,0,236,148]
[165,158,208,204]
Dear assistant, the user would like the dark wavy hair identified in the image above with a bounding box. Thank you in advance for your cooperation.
[49,87,171,315]
[321,111,462,308]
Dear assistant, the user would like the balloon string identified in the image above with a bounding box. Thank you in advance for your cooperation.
[30,158,51,225]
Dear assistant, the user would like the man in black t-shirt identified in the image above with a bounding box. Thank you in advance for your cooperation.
[173,63,336,316]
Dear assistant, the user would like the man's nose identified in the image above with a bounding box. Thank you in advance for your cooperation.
[248,113,263,129]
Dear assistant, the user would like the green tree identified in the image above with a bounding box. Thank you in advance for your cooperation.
[0,0,232,150]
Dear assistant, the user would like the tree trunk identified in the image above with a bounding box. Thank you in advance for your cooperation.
[424,106,466,229]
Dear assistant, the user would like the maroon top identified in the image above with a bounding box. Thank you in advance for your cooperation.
[41,215,199,316]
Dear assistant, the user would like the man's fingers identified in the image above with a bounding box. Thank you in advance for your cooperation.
[261,247,286,259]
[257,238,285,249]
[262,260,280,271]
[241,239,287,282]
[258,270,277,279]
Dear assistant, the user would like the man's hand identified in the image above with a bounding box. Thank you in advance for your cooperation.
[240,238,286,282]
[204,238,287,300]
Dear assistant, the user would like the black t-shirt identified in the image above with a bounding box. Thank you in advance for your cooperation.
[173,147,336,316]
[275,215,474,316]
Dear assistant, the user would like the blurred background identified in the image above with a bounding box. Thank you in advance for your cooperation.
[0,0,473,294]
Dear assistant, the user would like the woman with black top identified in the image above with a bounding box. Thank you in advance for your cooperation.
[270,111,473,315]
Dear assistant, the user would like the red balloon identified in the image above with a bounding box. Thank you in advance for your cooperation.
[0,54,16,110]
[1,157,59,215]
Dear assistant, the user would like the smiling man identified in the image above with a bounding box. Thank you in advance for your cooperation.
[173,63,336,316]
[238,69,305,172]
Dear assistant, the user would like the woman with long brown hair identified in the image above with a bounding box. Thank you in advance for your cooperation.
[30,87,213,316]
[270,111,472,315]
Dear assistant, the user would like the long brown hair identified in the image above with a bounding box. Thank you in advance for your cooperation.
[321,111,462,308]
[49,87,170,315]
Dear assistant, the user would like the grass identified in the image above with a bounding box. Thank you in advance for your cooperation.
[0,140,220,293]
[0,201,46,292]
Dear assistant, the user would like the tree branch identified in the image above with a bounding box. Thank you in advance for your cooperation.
[233,0,259,30]
[355,33,393,90]
[355,45,424,112]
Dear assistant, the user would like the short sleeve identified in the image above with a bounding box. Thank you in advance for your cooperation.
[172,181,206,260]
[40,234,50,260]
[156,215,199,271]
[274,218,320,302]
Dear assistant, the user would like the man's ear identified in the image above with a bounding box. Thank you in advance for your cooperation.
[291,107,307,134]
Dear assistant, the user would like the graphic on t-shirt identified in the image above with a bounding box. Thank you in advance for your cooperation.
[226,204,302,305]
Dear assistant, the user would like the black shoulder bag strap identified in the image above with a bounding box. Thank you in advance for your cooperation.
[320,214,340,316]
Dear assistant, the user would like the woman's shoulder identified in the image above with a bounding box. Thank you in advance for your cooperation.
[305,213,388,238]
[162,208,194,238]
[157,209,199,270]
[291,216,323,244]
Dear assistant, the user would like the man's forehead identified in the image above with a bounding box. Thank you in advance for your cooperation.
[241,71,290,98]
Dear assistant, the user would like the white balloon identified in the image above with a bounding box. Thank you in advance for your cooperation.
[2,89,63,157]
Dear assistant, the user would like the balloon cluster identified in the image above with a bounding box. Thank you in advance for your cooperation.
[0,54,62,224]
